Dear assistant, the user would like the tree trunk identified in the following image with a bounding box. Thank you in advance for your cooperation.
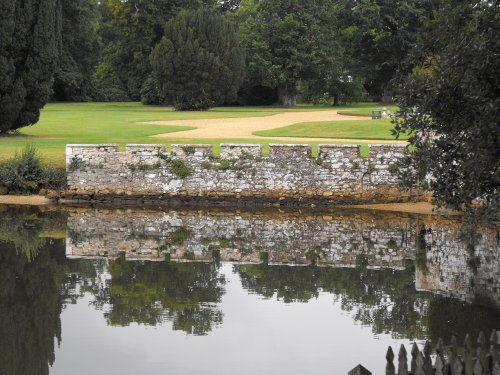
[332,94,339,106]
[278,84,297,107]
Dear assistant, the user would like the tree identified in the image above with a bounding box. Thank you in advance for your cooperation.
[393,0,500,214]
[347,0,439,102]
[52,0,100,101]
[234,0,348,107]
[0,0,61,133]
[150,8,245,110]
[94,0,217,101]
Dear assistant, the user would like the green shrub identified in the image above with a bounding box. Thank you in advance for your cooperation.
[169,159,192,179]
[44,166,67,189]
[0,145,67,193]
[217,159,232,171]
[0,145,46,193]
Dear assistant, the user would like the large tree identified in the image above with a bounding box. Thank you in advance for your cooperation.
[150,8,245,110]
[234,0,348,107]
[347,0,440,102]
[0,0,61,133]
[393,0,500,214]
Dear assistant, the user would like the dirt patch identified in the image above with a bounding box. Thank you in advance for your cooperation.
[143,110,406,144]
[0,195,54,205]
[348,202,460,216]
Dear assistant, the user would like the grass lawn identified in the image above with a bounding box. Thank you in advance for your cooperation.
[337,104,399,116]
[0,102,400,167]
[254,118,407,140]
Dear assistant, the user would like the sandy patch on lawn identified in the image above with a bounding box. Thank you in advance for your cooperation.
[348,202,459,216]
[0,195,54,205]
[144,110,406,144]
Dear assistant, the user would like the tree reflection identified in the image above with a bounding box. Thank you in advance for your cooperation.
[0,238,66,375]
[86,254,226,335]
[236,261,500,341]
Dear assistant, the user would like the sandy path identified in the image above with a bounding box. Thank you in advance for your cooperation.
[0,195,54,205]
[144,110,406,144]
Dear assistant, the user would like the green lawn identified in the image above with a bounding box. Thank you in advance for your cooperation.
[0,102,400,166]
[337,104,399,116]
[254,118,407,140]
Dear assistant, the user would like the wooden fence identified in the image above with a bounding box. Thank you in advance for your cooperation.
[348,330,500,375]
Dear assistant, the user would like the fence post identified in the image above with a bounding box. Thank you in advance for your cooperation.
[348,364,372,375]
[386,346,396,375]
[477,331,491,375]
[398,344,408,375]
[411,342,419,374]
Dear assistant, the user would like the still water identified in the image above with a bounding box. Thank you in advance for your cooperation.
[0,204,499,375]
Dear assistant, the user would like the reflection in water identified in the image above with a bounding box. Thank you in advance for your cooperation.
[236,263,429,340]
[0,205,499,374]
[99,255,225,334]
[0,238,66,375]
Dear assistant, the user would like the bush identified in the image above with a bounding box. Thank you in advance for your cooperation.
[0,145,67,193]
[140,75,164,105]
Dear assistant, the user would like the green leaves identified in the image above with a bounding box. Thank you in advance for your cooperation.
[394,0,500,214]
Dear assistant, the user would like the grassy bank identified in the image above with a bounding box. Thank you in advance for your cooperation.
[0,102,400,166]
[254,118,408,140]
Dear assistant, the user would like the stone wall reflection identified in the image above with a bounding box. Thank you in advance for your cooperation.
[66,208,500,309]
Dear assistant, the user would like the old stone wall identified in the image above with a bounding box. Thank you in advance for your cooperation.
[65,208,418,268]
[64,143,409,204]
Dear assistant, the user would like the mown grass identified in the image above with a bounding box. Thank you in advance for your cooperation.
[0,102,399,166]
[254,118,407,140]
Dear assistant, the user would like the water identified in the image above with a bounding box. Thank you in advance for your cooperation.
[0,204,499,375]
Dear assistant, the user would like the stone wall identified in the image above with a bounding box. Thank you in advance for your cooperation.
[64,143,409,204]
[65,208,418,268]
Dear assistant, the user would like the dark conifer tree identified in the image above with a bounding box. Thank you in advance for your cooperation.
[0,0,61,132]
[150,8,245,110]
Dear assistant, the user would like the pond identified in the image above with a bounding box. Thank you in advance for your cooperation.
[0,204,499,375]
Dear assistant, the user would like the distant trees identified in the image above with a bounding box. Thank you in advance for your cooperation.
[53,0,100,101]
[0,0,61,132]
[393,0,500,214]
[150,8,245,110]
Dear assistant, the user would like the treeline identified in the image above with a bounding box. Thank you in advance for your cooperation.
[46,0,440,108]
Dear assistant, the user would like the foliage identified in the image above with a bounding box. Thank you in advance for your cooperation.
[0,145,46,193]
[347,0,438,102]
[0,239,66,375]
[95,255,226,335]
[0,144,66,193]
[53,0,100,101]
[393,0,500,213]
[95,0,216,100]
[150,8,245,110]
[233,0,349,106]
[169,160,192,178]
[0,0,61,133]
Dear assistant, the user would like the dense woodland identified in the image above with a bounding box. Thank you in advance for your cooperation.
[1,0,448,112]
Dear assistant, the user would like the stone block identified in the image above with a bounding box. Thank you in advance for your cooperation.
[318,144,361,160]
[268,144,312,160]
[170,144,213,157]
[220,144,262,159]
